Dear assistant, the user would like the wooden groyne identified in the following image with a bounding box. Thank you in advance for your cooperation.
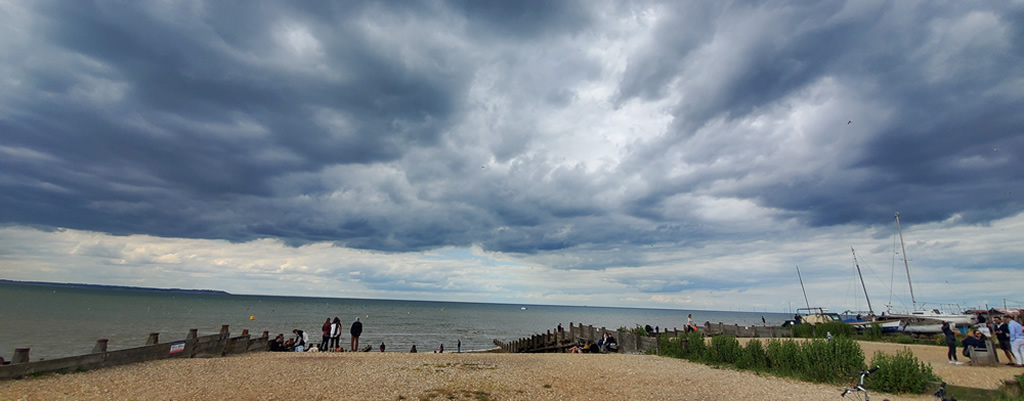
[0,325,268,380]
[494,322,792,354]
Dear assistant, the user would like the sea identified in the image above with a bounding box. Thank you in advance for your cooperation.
[0,281,792,361]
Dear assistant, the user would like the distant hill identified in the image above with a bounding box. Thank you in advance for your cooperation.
[0,279,231,295]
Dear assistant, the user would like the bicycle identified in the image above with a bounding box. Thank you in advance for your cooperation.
[933,381,956,401]
[840,366,878,400]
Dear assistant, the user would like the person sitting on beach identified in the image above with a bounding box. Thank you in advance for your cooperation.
[410,345,417,353]
[269,334,286,352]
[292,329,308,352]
[601,333,617,352]
[962,330,988,364]
[380,342,386,352]
[283,338,295,352]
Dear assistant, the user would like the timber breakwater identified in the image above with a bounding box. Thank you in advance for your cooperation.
[0,325,267,380]
[494,321,792,353]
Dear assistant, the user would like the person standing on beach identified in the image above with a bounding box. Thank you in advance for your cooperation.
[1009,315,1024,367]
[330,317,342,351]
[942,321,962,365]
[321,318,331,351]
[350,317,363,351]
[457,339,461,353]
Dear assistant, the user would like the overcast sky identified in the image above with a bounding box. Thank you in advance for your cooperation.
[2,0,1022,312]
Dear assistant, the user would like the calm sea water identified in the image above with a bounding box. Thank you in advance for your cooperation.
[0,281,792,361]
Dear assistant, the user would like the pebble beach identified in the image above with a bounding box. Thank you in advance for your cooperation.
[0,340,1019,401]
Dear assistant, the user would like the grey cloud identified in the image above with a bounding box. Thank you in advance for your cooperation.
[1,0,1022,263]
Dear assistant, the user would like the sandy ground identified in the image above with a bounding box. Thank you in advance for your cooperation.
[0,341,1020,401]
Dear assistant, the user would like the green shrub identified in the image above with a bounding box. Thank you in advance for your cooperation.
[791,323,815,338]
[738,339,769,371]
[657,335,686,359]
[684,330,706,361]
[800,336,865,384]
[765,339,804,376]
[706,335,743,364]
[867,348,938,394]
[895,335,916,344]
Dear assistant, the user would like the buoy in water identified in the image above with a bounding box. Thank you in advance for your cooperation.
[250,315,255,320]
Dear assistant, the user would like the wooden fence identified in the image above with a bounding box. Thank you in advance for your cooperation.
[0,325,269,380]
[494,322,791,354]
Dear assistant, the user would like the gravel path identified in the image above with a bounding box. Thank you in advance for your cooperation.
[0,351,944,401]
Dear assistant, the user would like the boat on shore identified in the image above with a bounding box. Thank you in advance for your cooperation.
[843,247,903,333]
[885,213,976,334]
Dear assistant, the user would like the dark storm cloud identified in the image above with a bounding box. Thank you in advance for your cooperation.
[2,0,1022,260]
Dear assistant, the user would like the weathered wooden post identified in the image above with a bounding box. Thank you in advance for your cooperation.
[220,325,230,336]
[146,333,160,345]
[12,348,29,364]
[92,339,109,353]
[262,331,269,339]
[187,329,198,340]
[241,329,249,337]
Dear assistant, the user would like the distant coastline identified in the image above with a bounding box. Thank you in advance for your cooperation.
[0,279,230,295]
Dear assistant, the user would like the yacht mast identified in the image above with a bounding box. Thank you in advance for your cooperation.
[895,212,917,310]
[796,265,811,309]
[852,247,873,314]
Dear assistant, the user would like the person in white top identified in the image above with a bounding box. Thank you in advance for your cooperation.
[1008,316,1024,367]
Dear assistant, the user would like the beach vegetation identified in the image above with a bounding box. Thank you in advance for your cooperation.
[800,336,864,383]
[791,322,855,339]
[764,338,803,376]
[619,325,648,336]
[865,323,884,341]
[656,335,687,359]
[736,339,769,371]
[682,330,705,361]
[705,334,743,364]
[657,333,935,394]
[865,348,937,394]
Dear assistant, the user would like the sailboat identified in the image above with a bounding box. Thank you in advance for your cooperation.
[844,247,902,333]
[886,213,976,334]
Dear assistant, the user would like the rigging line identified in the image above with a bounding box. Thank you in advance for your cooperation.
[889,229,897,310]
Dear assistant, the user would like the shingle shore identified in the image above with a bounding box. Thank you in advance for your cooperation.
[0,350,940,401]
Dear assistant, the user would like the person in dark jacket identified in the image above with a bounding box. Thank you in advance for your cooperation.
[993,316,1016,364]
[350,318,363,352]
[942,322,962,365]
[962,330,988,364]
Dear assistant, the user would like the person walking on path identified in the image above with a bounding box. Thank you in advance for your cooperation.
[350,317,363,352]
[942,321,962,365]
[1009,315,1024,367]
[329,317,342,351]
[993,316,1015,364]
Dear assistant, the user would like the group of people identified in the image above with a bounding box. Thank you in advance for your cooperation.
[568,332,617,353]
[268,317,363,352]
[942,314,1024,367]
[268,317,462,354]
